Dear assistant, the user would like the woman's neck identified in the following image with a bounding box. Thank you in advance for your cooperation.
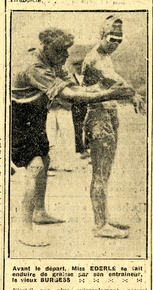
[96,42,108,55]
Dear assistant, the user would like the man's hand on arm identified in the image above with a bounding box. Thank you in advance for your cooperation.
[59,85,134,104]
[109,84,135,100]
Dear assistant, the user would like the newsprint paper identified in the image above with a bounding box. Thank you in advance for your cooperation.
[0,0,152,289]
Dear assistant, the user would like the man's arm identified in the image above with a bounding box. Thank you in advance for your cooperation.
[59,85,135,104]
[26,63,140,108]
[26,64,68,100]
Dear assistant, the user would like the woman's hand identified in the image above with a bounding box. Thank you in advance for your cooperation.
[132,93,146,115]
[110,84,146,114]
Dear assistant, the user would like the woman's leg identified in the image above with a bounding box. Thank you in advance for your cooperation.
[89,110,128,239]
[90,138,128,238]
[90,138,106,228]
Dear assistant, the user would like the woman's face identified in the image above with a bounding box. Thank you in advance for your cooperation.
[100,34,122,54]
[44,44,69,65]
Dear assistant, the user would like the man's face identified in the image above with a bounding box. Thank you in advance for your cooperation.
[73,61,83,75]
[44,44,69,65]
[100,34,122,54]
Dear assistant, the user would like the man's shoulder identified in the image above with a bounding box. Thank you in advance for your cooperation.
[12,50,37,77]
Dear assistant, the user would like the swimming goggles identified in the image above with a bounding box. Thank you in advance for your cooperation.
[106,34,122,44]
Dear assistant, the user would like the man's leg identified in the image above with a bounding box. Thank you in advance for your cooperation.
[74,118,85,154]
[72,104,88,154]
[55,109,76,171]
[19,156,49,246]
[72,104,84,153]
[32,154,65,224]
[47,109,58,170]
[19,156,64,246]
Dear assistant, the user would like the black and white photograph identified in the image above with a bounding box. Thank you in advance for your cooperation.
[10,10,148,259]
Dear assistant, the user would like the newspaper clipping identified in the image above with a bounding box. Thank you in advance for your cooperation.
[1,0,152,289]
